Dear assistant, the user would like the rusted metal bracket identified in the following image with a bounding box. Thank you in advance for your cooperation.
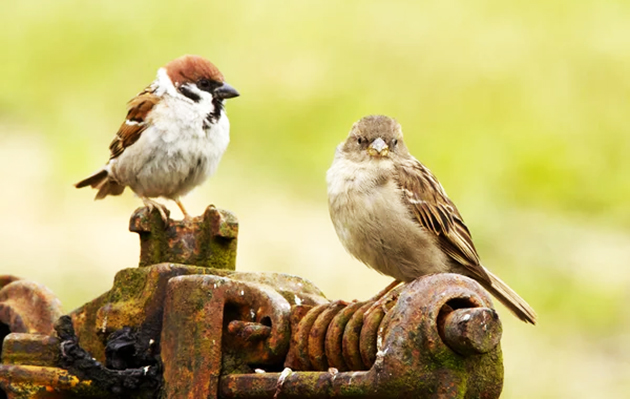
[0,206,504,398]
[164,272,503,399]
[130,205,238,269]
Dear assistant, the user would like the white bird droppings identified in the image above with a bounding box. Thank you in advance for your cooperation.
[274,367,293,399]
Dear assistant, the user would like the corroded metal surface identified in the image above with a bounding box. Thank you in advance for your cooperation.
[0,365,103,399]
[1,334,59,367]
[441,307,503,356]
[342,302,372,371]
[0,206,505,398]
[69,263,232,364]
[219,274,504,399]
[287,304,327,370]
[324,301,365,371]
[160,274,319,398]
[130,205,238,269]
[0,270,504,398]
[307,300,346,371]
[0,278,63,335]
[157,271,502,398]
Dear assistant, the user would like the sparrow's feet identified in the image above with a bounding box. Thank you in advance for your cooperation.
[141,197,170,224]
[174,198,192,220]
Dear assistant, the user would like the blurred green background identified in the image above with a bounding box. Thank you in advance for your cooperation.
[1,0,629,397]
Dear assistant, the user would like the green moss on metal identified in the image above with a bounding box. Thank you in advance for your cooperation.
[131,206,239,270]
[203,235,237,270]
[107,268,147,302]
[69,264,235,364]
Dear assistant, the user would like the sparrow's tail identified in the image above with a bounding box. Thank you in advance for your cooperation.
[480,266,537,325]
[75,169,125,199]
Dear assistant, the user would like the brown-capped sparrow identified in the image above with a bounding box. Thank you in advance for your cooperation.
[327,115,537,324]
[75,55,239,220]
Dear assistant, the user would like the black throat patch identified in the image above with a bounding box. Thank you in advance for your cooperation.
[204,98,224,128]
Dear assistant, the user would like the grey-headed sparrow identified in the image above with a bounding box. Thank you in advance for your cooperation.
[327,115,536,324]
[75,55,239,220]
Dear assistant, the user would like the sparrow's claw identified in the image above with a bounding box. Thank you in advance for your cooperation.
[142,198,170,224]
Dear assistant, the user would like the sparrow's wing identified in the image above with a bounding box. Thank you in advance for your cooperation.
[109,87,160,159]
[395,159,490,283]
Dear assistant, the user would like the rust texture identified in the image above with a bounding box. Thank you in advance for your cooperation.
[160,273,328,398]
[0,365,103,399]
[0,277,63,336]
[158,271,502,398]
[441,307,503,356]
[130,205,238,269]
[0,206,505,399]
[219,274,504,399]
[69,263,232,364]
[1,334,60,367]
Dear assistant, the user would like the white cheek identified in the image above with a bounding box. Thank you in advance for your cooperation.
[180,83,215,108]
[198,91,216,114]
[155,68,177,96]
[151,94,217,143]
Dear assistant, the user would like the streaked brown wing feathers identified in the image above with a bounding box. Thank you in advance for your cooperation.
[109,88,159,159]
[395,159,490,283]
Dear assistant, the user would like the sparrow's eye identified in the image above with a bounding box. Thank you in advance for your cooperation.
[198,79,210,89]
[197,79,216,92]
[392,139,398,146]
[357,137,363,145]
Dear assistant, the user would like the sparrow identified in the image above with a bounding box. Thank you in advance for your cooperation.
[75,55,239,220]
[327,115,537,324]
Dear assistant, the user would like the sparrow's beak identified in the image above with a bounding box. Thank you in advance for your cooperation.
[214,82,240,99]
[368,137,389,157]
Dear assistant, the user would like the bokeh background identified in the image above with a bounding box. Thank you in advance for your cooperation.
[1,1,629,397]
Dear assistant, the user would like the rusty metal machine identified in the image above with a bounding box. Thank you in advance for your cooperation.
[0,206,504,398]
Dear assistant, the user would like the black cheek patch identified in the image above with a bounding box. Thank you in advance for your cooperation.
[179,86,201,103]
